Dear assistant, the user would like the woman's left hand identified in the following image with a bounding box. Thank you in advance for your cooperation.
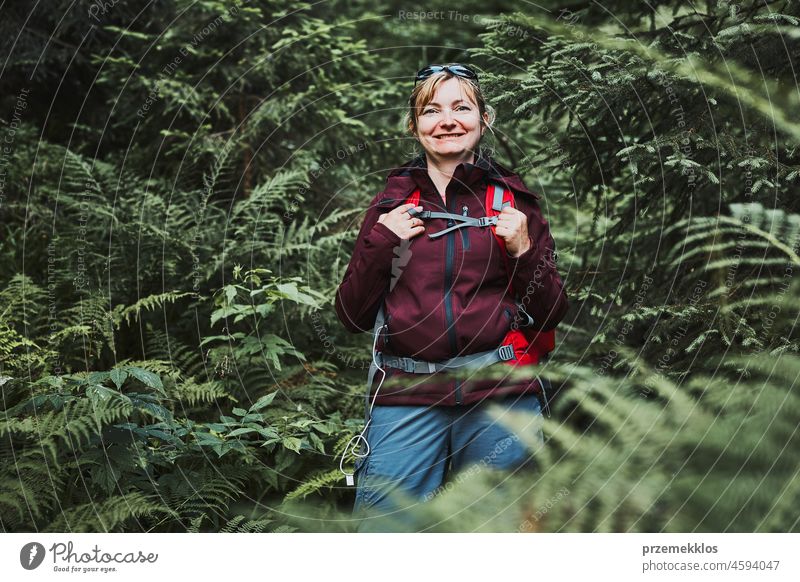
[495,206,531,257]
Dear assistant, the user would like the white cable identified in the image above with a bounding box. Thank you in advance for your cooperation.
[340,323,387,485]
[536,375,550,418]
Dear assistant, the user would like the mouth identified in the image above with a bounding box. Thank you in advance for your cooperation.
[434,133,465,140]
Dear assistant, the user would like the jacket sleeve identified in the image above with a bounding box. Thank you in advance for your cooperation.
[505,197,569,332]
[334,194,402,333]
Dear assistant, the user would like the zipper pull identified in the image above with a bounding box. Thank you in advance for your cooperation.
[462,205,468,216]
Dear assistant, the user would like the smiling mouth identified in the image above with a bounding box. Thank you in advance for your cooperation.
[435,133,465,139]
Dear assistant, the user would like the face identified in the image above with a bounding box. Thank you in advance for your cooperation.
[415,77,488,161]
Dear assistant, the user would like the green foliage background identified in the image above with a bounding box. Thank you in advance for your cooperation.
[0,0,798,532]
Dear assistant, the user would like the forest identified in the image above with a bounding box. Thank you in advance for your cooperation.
[1,0,798,533]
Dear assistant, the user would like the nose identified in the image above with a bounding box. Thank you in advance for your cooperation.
[439,109,456,127]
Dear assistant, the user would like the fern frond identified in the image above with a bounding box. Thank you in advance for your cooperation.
[112,291,195,328]
[284,468,343,501]
[43,491,174,532]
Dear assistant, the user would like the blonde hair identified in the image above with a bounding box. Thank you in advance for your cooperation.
[403,71,496,147]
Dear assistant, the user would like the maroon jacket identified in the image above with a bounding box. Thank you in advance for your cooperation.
[335,150,569,406]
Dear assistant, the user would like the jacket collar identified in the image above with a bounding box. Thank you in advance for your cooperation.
[381,147,539,202]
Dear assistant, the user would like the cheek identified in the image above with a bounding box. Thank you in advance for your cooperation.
[464,118,481,133]
[416,121,433,136]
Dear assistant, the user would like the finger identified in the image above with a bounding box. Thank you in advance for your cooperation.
[401,225,425,240]
[407,214,424,229]
[409,224,426,237]
[398,203,419,214]
[497,214,520,229]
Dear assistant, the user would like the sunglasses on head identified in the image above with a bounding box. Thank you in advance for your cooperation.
[414,63,479,86]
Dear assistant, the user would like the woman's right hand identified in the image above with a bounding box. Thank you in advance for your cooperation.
[376,203,425,240]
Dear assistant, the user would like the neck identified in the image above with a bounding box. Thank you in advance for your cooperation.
[425,150,477,185]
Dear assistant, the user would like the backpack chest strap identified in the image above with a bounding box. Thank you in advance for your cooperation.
[407,208,499,239]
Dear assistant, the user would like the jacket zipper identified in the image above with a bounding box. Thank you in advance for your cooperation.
[460,204,470,251]
[444,194,461,404]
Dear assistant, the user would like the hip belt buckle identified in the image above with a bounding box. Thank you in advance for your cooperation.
[497,343,516,361]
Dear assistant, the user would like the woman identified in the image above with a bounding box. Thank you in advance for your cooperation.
[335,63,569,532]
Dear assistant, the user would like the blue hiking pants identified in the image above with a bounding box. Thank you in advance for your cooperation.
[352,393,544,532]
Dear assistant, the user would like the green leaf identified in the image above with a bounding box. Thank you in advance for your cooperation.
[308,432,326,454]
[209,305,243,328]
[250,392,277,411]
[228,427,258,437]
[109,369,128,389]
[195,432,224,445]
[282,437,303,453]
[225,285,238,304]
[127,367,165,395]
[275,282,319,307]
[86,384,119,402]
[87,371,110,384]
[258,427,280,440]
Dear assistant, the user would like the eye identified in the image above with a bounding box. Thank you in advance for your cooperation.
[422,108,437,115]
[457,105,471,111]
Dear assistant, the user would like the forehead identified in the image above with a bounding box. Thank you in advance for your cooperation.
[419,77,478,107]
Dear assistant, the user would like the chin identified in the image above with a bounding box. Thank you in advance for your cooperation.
[430,141,475,156]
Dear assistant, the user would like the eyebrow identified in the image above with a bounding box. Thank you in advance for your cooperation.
[423,99,470,107]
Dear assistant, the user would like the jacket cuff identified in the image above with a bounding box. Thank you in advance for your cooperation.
[506,235,535,259]
[505,233,558,286]
[359,222,402,275]
[371,221,402,247]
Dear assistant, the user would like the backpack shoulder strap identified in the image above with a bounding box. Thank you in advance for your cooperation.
[488,182,513,213]
[485,181,557,354]
[485,182,516,295]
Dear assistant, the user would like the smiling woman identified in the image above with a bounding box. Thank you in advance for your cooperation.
[404,67,495,200]
[334,62,568,532]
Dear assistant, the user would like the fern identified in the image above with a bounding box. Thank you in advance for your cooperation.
[218,514,274,533]
[112,291,195,328]
[44,492,173,533]
[284,469,344,501]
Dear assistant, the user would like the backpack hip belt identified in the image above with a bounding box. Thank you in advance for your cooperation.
[380,338,518,374]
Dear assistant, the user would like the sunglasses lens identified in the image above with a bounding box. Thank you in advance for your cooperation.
[449,65,477,79]
[414,64,478,85]
[415,65,442,82]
